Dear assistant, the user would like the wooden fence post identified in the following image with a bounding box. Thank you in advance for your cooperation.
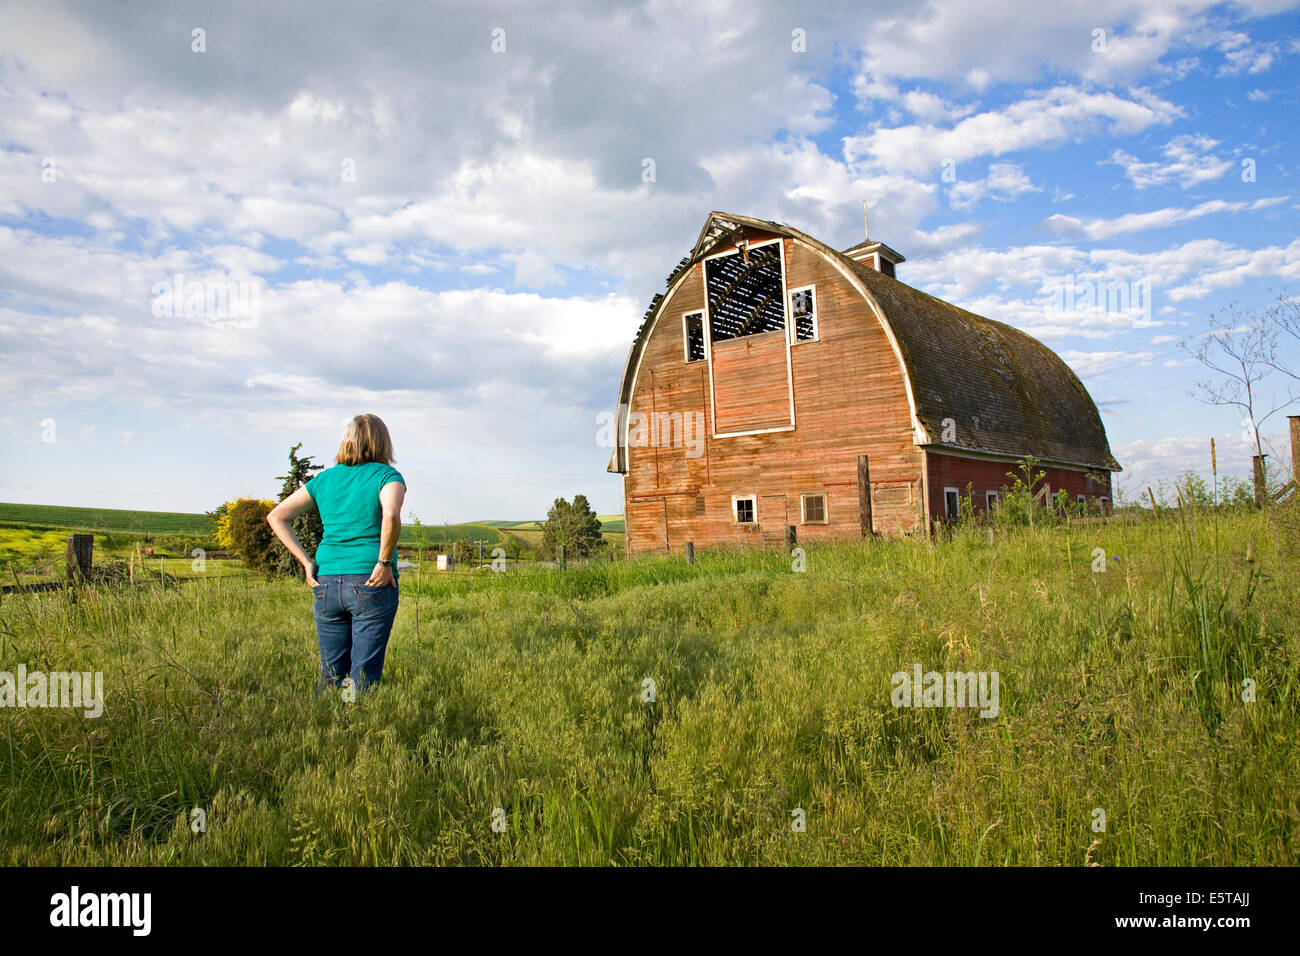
[858,454,874,537]
[1252,455,1267,509]
[66,534,93,584]
[785,525,797,550]
[557,544,566,571]
[685,541,694,565]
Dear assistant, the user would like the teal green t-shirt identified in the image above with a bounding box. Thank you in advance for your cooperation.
[306,462,405,578]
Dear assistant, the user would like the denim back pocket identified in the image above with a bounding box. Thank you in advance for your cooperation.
[354,584,397,608]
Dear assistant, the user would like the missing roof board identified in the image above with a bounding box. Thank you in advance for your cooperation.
[705,244,787,342]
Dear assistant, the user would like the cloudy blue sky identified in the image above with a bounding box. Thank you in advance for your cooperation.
[2,0,1298,521]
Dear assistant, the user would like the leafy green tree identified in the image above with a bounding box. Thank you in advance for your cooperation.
[206,500,230,533]
[227,499,277,574]
[1219,475,1258,508]
[1175,470,1215,509]
[541,494,604,559]
[272,443,325,578]
[408,512,432,553]
[995,456,1048,527]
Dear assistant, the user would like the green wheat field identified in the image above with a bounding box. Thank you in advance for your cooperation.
[1,504,1296,865]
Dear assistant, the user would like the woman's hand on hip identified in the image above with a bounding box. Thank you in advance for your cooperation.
[365,562,395,588]
[303,561,319,588]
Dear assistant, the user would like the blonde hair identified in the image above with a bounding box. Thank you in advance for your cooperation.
[336,414,395,466]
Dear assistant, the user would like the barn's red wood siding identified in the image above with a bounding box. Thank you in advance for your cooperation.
[925,453,1112,518]
[624,235,924,556]
[712,330,790,433]
[619,217,1118,557]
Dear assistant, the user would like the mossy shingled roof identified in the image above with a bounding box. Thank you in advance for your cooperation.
[610,212,1121,474]
[844,260,1121,472]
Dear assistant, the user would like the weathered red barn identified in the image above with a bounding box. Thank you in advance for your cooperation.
[608,212,1120,557]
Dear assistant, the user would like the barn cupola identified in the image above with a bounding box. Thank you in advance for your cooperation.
[843,203,904,278]
[842,239,905,278]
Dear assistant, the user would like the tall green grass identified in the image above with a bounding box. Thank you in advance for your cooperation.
[0,505,1295,865]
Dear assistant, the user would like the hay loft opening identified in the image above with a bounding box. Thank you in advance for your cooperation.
[704,241,787,342]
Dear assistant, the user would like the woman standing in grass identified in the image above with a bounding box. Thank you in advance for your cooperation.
[268,414,406,695]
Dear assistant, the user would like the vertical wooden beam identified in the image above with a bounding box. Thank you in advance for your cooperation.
[1252,455,1267,509]
[699,366,711,486]
[857,454,873,537]
[648,368,661,489]
[918,448,931,538]
[1290,416,1300,488]
[66,534,93,584]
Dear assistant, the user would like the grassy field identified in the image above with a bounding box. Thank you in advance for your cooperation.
[0,502,213,536]
[505,527,626,558]
[0,528,241,588]
[0,502,220,585]
[0,509,579,573]
[0,527,75,567]
[1,504,1296,865]
[0,503,625,566]
[505,514,624,532]
[400,522,520,552]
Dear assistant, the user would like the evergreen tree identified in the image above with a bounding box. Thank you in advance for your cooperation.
[272,443,325,578]
[541,494,604,559]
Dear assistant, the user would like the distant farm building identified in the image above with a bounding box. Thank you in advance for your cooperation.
[608,211,1120,557]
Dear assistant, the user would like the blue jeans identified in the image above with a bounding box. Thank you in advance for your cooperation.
[312,574,399,694]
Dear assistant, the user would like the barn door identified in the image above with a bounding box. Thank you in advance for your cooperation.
[627,498,669,557]
[760,494,788,544]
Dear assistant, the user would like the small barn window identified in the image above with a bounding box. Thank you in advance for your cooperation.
[801,492,827,524]
[1077,494,1087,505]
[1099,496,1110,512]
[943,487,960,520]
[985,490,998,511]
[790,286,817,342]
[704,241,787,342]
[683,312,705,362]
[732,495,756,524]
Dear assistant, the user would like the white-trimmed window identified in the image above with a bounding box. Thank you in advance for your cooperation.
[801,492,828,524]
[732,494,756,524]
[1077,494,1087,505]
[1099,496,1110,512]
[944,487,960,520]
[683,311,706,363]
[985,490,998,511]
[790,286,817,342]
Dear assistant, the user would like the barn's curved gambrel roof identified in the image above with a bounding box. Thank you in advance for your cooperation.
[610,212,1121,474]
